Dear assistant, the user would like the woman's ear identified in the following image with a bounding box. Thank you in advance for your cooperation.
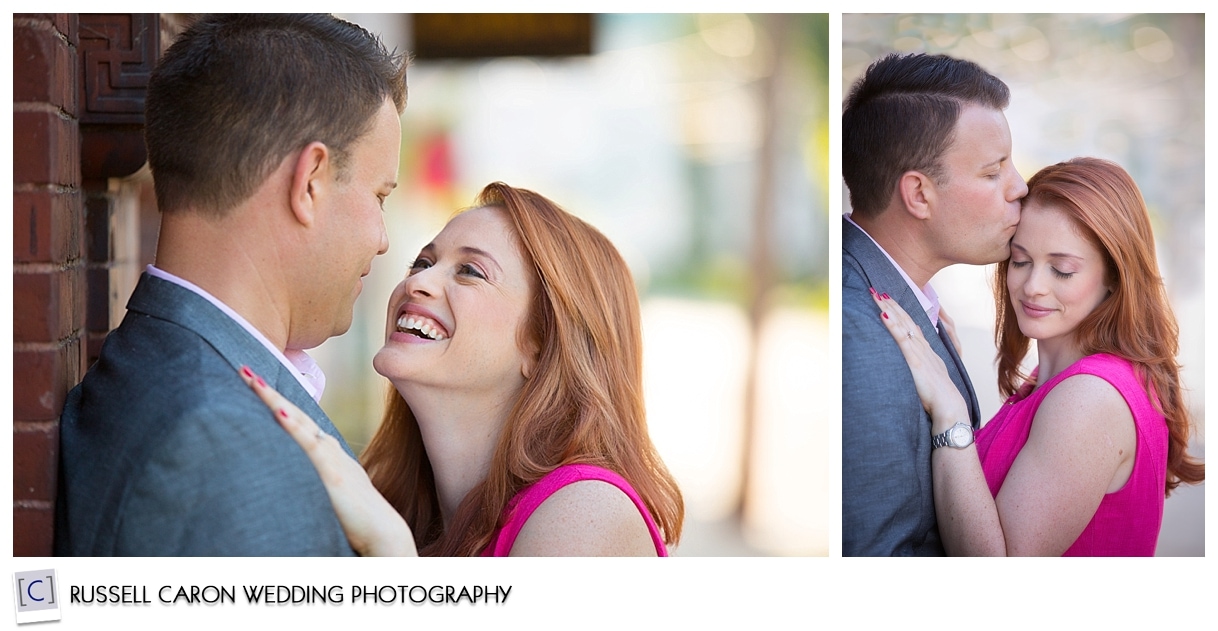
[289,141,332,227]
[521,338,540,380]
[521,351,537,380]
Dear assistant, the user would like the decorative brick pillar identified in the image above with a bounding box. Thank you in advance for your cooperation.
[12,13,160,556]
[13,13,84,557]
[79,13,161,365]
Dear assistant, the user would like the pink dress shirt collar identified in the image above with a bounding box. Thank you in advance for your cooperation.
[844,213,940,328]
[145,265,326,402]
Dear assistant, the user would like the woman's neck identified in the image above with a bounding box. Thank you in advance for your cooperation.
[396,382,517,525]
[1033,335,1086,387]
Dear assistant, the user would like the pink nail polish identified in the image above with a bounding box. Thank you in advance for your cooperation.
[869,287,877,295]
[241,365,253,379]
[881,293,890,300]
[256,376,267,388]
[881,312,889,319]
[278,409,289,419]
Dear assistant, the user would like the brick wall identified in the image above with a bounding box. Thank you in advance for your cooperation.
[13,13,84,557]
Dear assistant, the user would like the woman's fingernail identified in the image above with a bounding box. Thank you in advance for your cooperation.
[869,287,877,295]
[241,365,253,379]
[881,312,889,320]
[881,293,890,300]
[278,408,289,419]
[256,376,267,389]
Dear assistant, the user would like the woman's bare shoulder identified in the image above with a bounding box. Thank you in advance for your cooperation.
[509,480,656,557]
[1028,371,1136,482]
[1036,372,1133,433]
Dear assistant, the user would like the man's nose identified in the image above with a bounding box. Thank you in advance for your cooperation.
[377,218,389,256]
[1008,166,1029,202]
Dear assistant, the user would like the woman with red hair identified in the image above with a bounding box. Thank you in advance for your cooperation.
[874,157,1203,555]
[244,182,682,556]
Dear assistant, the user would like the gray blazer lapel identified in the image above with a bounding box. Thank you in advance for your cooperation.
[843,218,980,425]
[125,273,355,458]
[936,322,982,428]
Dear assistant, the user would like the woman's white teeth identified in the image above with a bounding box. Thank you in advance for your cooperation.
[396,315,446,340]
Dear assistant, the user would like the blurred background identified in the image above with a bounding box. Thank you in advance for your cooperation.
[311,14,830,555]
[843,13,1204,555]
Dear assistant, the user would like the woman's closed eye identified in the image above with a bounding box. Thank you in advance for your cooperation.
[1010,259,1074,279]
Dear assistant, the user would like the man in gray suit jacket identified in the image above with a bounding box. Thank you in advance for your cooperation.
[55,14,408,555]
[841,54,1028,555]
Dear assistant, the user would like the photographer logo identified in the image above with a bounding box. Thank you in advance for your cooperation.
[13,569,60,624]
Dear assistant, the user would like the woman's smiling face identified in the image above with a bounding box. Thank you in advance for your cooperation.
[1006,200,1112,351]
[373,206,536,395]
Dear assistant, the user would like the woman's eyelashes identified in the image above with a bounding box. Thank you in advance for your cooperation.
[407,256,486,280]
[458,263,486,280]
[1009,259,1075,279]
[1051,268,1075,279]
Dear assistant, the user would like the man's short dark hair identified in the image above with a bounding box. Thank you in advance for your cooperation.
[842,53,1009,218]
[145,14,408,215]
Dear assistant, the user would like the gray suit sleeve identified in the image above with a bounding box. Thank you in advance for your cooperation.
[115,401,355,556]
[841,280,940,556]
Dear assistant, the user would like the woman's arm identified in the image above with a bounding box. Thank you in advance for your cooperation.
[872,292,1133,555]
[990,374,1135,555]
[240,366,418,557]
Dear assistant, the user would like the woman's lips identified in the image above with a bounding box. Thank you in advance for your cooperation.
[388,303,451,342]
[1020,301,1054,318]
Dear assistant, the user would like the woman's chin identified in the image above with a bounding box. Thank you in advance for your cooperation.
[372,346,408,381]
[1014,318,1039,341]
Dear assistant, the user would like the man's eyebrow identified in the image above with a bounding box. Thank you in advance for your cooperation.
[981,156,1008,170]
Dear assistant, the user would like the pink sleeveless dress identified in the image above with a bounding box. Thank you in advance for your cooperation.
[481,463,668,557]
[975,353,1168,556]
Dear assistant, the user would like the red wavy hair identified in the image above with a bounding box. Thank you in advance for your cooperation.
[361,182,684,555]
[993,157,1203,495]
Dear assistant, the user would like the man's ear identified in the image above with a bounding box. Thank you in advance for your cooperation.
[289,141,332,227]
[897,170,935,220]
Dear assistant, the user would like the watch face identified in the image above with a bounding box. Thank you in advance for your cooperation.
[950,425,971,446]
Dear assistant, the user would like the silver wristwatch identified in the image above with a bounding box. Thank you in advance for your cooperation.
[931,422,974,450]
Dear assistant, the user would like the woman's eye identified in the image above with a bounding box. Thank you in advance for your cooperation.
[409,258,432,272]
[1052,268,1075,279]
[1010,260,1029,268]
[459,263,486,279]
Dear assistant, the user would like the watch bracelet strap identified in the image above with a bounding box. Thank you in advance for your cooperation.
[931,423,973,449]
